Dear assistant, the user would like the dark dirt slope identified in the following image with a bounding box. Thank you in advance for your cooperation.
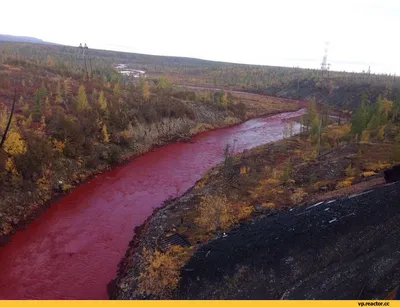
[177,181,400,299]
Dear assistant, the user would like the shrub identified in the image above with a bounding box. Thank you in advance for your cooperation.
[14,135,53,180]
[362,171,376,178]
[3,131,27,155]
[137,246,191,297]
[345,163,356,177]
[335,178,353,189]
[195,194,253,232]
[363,161,390,172]
[108,145,122,165]
[290,188,307,204]
[261,202,276,209]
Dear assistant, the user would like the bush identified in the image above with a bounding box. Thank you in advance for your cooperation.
[290,188,307,204]
[195,194,253,232]
[335,178,353,189]
[228,102,247,120]
[363,161,390,172]
[345,163,356,177]
[362,171,376,178]
[108,145,122,165]
[14,135,53,180]
[137,246,191,297]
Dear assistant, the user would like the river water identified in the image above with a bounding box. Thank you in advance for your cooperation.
[0,108,304,299]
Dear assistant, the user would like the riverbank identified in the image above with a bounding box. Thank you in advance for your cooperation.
[0,76,300,245]
[111,121,399,299]
[0,107,304,299]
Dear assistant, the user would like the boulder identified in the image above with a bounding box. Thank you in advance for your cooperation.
[384,164,400,183]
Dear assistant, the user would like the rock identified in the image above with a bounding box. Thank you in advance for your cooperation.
[107,279,117,298]
[319,186,328,192]
[384,164,400,183]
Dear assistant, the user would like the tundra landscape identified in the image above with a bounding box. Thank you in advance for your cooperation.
[1,2,400,299]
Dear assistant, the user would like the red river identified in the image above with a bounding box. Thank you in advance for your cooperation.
[0,108,304,299]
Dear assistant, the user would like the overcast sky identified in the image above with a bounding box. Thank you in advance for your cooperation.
[2,0,399,74]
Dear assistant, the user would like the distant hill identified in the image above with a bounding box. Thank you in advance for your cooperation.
[0,34,54,45]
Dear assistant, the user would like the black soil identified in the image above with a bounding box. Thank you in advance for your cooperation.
[177,181,400,299]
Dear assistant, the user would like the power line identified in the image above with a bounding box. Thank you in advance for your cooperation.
[77,43,93,75]
[320,42,331,75]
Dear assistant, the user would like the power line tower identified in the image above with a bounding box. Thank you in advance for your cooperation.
[77,43,93,75]
[320,42,331,76]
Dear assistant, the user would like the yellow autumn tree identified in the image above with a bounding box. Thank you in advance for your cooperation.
[44,96,50,113]
[19,95,24,107]
[76,84,90,111]
[141,80,150,101]
[0,108,7,131]
[379,98,393,117]
[45,55,55,67]
[102,124,110,143]
[4,131,27,155]
[63,78,72,97]
[196,194,234,232]
[55,80,63,104]
[5,157,19,178]
[113,83,120,99]
[220,92,228,105]
[52,139,65,153]
[98,91,107,111]
[157,76,171,90]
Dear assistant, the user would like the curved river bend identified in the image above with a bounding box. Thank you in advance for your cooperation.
[0,109,304,299]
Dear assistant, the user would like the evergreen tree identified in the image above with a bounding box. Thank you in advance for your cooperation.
[32,90,42,122]
[55,80,63,104]
[351,97,369,136]
[305,98,318,130]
